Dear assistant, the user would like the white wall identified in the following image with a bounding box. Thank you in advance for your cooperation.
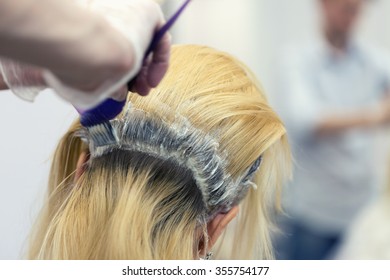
[0,92,77,259]
[1,0,390,259]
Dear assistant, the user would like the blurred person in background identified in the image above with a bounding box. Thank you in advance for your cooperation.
[272,0,390,260]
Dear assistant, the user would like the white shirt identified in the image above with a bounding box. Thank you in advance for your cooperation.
[272,38,390,234]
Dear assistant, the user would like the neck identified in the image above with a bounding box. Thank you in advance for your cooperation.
[324,29,350,52]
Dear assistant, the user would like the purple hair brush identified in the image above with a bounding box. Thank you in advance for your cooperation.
[80,0,192,128]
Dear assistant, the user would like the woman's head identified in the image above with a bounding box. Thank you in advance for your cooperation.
[30,45,290,259]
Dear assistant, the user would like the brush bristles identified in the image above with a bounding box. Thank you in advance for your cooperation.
[88,122,119,148]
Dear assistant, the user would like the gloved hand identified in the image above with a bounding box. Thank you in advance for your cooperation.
[0,0,171,109]
[81,0,171,97]
[0,59,46,100]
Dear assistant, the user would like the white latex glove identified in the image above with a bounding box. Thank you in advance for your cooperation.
[0,0,170,109]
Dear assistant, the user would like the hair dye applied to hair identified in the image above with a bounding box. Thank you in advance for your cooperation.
[29,45,291,260]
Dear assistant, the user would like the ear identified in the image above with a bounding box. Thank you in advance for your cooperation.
[74,151,89,182]
[203,206,239,252]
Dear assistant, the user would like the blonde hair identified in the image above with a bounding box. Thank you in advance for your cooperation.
[29,45,290,259]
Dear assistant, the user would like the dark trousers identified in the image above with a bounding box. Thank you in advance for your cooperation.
[273,217,341,260]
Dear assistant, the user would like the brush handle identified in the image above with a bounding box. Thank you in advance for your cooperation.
[79,98,126,127]
[127,0,192,90]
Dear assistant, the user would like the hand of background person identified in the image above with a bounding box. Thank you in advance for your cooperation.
[316,94,390,136]
[372,94,390,125]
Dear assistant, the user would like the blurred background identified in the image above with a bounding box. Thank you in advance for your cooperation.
[1,0,390,259]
